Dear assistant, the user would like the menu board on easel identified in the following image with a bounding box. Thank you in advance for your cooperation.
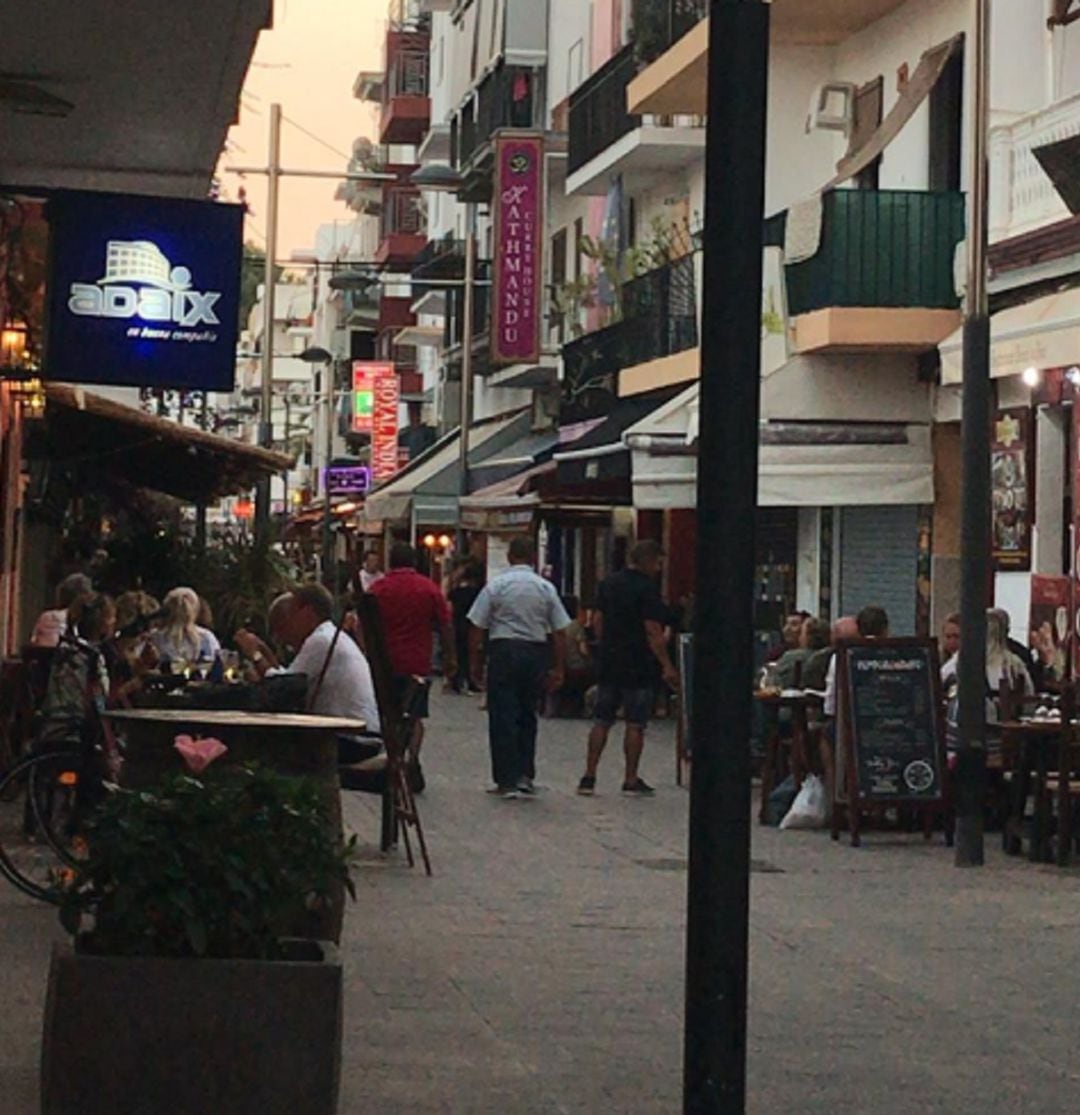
[832,639,946,847]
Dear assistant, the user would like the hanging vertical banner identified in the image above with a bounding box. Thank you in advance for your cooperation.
[990,408,1032,571]
[352,361,393,433]
[371,370,400,483]
[491,133,544,366]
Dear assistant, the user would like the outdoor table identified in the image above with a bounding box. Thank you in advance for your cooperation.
[755,690,825,824]
[998,718,1078,865]
[103,709,366,942]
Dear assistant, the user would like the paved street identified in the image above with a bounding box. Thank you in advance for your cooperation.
[3,689,1080,1112]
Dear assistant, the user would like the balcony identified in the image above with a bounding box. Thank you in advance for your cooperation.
[989,90,1080,246]
[375,185,427,268]
[775,189,965,354]
[562,255,699,420]
[627,0,907,115]
[411,234,466,287]
[380,38,430,146]
[567,45,703,198]
[378,295,417,334]
[454,63,541,201]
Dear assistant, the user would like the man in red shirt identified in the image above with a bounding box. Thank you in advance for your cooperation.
[371,542,456,792]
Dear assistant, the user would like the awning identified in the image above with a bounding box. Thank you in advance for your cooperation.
[459,461,553,533]
[362,410,531,525]
[939,286,1080,385]
[625,385,933,509]
[37,385,293,503]
[827,34,963,189]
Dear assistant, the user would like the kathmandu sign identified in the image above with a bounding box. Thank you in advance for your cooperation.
[46,190,243,391]
[491,133,544,367]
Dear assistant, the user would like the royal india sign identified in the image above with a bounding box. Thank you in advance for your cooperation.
[46,191,243,391]
[491,134,544,367]
[371,371,401,484]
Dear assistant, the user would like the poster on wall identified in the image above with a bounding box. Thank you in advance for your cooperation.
[1030,575,1071,687]
[990,409,1032,571]
[46,190,243,391]
[371,371,400,484]
[491,133,543,367]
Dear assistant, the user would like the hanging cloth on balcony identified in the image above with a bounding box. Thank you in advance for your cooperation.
[825,33,964,190]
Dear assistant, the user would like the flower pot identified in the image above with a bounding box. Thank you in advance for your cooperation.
[41,940,342,1115]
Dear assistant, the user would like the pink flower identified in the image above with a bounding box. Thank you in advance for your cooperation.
[174,734,228,774]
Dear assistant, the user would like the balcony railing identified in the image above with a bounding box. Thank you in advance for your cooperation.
[445,261,493,351]
[386,48,429,98]
[562,255,698,419]
[568,46,640,176]
[631,0,707,65]
[776,190,965,316]
[412,234,466,285]
[989,90,1080,243]
[380,187,425,239]
[456,65,538,169]
[387,0,429,32]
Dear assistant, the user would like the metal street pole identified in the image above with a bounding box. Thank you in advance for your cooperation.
[255,102,282,544]
[684,2,769,1112]
[321,361,335,591]
[456,201,477,554]
[955,0,992,867]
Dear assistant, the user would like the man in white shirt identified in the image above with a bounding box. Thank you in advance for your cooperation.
[236,583,381,737]
[468,536,571,798]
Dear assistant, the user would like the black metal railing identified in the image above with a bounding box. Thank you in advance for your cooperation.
[457,65,538,168]
[444,261,493,350]
[561,255,698,418]
[568,46,639,176]
[632,0,708,65]
[412,233,466,286]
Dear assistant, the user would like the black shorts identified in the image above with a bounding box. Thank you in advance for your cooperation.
[392,675,431,719]
[594,684,653,729]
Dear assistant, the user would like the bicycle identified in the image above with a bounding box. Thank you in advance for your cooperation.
[0,740,108,904]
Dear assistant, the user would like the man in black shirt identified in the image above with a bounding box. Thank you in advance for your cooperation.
[577,539,678,796]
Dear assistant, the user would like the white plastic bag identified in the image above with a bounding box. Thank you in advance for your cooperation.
[779,774,827,830]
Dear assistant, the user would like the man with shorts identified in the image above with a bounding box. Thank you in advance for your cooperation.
[371,541,456,792]
[577,539,678,797]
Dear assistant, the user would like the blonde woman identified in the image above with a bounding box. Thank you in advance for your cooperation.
[150,587,221,667]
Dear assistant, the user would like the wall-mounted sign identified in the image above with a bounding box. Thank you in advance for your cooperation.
[352,361,393,433]
[1030,574,1071,686]
[491,133,544,367]
[326,465,372,497]
[45,190,243,391]
[371,372,400,483]
[991,408,1032,571]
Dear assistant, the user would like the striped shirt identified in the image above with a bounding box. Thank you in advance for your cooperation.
[467,565,571,644]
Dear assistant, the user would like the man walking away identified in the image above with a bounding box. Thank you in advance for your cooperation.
[578,539,678,797]
[468,536,571,798]
[371,542,456,793]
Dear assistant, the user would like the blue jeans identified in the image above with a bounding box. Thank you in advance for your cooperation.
[486,639,548,789]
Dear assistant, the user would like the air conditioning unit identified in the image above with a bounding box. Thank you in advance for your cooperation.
[805,82,858,137]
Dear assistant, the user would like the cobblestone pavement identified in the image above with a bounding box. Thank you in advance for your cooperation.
[3,688,1080,1112]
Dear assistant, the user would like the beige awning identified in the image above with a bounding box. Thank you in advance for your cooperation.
[827,34,964,189]
[939,287,1080,385]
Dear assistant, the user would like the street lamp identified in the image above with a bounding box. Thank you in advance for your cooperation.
[411,163,477,554]
[300,347,336,588]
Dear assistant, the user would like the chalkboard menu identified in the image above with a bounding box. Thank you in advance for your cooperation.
[843,642,944,802]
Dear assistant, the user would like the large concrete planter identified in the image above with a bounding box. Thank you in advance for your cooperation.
[41,940,342,1115]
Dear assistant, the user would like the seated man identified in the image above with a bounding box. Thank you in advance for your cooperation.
[236,584,383,788]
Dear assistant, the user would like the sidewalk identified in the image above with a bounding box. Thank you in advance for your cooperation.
[3,689,1079,1112]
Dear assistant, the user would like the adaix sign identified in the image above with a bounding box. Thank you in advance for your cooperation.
[46,190,243,391]
[491,133,544,367]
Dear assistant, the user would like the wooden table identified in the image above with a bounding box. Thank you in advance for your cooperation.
[998,718,1077,865]
[756,690,825,824]
[104,709,367,942]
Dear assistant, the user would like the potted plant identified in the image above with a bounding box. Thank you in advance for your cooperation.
[41,738,355,1115]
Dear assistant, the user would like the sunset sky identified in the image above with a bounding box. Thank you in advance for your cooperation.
[219,0,384,260]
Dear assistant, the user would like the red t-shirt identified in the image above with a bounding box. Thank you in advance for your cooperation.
[371,568,452,677]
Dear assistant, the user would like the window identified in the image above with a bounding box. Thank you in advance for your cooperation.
[929,47,964,192]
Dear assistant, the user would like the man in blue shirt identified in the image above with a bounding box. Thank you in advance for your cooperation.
[468,536,571,798]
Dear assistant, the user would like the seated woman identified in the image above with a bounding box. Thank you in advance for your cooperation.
[104,591,162,707]
[150,587,221,670]
[38,594,115,750]
[30,573,92,648]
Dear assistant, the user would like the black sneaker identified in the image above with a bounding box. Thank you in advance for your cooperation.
[622,778,655,797]
[516,777,537,796]
[577,776,596,796]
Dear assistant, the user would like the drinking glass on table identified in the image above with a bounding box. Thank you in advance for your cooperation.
[169,656,189,679]
[193,656,214,682]
[222,650,241,682]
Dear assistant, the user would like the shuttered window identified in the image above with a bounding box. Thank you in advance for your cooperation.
[839,506,918,636]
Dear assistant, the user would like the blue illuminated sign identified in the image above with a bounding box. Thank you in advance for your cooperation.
[45,191,243,391]
[326,465,372,497]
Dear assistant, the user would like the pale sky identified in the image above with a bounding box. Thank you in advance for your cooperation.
[218,0,384,261]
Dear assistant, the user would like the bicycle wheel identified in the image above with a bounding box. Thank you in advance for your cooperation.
[0,751,86,903]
